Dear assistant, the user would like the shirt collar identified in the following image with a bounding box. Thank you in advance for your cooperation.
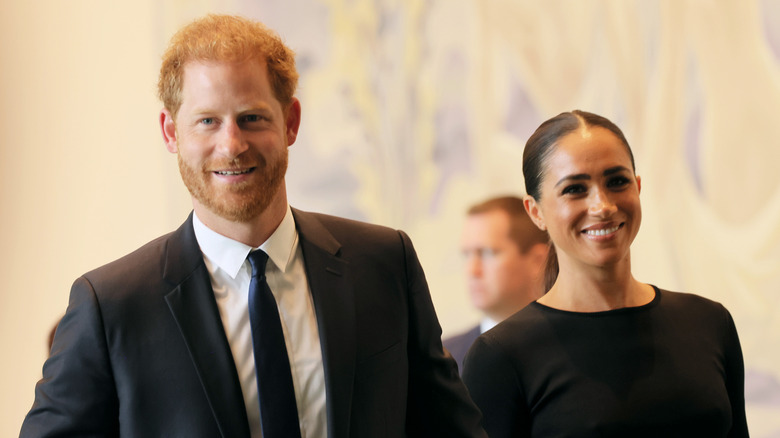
[192,206,298,278]
[480,317,499,334]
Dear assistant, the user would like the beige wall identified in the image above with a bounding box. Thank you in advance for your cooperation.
[0,1,191,433]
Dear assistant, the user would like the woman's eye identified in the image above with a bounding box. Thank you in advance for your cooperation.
[562,184,586,195]
[607,176,630,188]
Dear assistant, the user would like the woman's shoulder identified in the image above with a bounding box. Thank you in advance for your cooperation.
[655,287,729,314]
[463,306,549,378]
[652,287,736,334]
[474,304,554,351]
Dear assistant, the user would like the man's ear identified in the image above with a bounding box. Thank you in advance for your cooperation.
[523,195,546,231]
[160,108,178,154]
[284,98,301,146]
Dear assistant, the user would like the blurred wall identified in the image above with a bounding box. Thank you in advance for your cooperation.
[2,0,779,436]
[0,0,189,433]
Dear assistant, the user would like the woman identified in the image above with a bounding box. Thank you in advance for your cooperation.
[462,110,749,437]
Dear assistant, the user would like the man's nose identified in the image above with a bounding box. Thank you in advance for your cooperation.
[216,120,249,158]
[465,253,483,277]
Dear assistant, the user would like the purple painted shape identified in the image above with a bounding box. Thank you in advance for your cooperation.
[503,75,542,146]
[745,368,780,406]
[429,49,473,216]
[684,54,704,196]
[286,137,365,221]
[236,0,331,75]
[684,104,703,195]
[430,104,472,215]
[760,0,780,62]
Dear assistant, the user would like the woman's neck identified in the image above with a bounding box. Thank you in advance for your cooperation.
[538,255,654,312]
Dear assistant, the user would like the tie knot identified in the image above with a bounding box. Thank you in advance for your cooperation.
[247,250,269,278]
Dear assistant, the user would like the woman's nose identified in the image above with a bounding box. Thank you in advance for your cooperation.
[588,190,617,217]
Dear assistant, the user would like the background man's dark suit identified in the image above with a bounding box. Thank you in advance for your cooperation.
[443,325,481,373]
[21,208,485,437]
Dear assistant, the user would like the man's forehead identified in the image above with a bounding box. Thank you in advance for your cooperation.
[183,56,266,69]
[466,210,511,229]
[176,59,278,113]
[180,58,267,81]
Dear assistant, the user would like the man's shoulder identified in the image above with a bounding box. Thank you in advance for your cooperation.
[443,325,481,352]
[444,325,481,345]
[80,217,195,289]
[443,325,481,371]
[86,232,170,273]
[292,208,406,246]
[292,208,422,272]
[293,208,397,233]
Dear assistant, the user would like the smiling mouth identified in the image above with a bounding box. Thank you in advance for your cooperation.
[214,168,254,176]
[583,224,622,236]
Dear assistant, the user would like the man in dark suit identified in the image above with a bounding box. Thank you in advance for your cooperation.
[444,196,548,371]
[21,14,485,438]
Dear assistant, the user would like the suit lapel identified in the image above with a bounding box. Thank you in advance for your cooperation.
[293,209,356,438]
[163,214,250,438]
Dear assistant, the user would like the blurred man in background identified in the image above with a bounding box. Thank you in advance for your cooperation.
[444,196,548,371]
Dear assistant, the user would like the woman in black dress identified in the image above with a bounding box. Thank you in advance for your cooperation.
[462,110,749,438]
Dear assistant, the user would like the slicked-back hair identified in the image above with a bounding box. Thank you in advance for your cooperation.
[523,110,634,201]
[521,110,635,291]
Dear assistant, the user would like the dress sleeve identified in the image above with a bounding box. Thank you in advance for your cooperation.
[462,335,530,438]
[722,307,749,438]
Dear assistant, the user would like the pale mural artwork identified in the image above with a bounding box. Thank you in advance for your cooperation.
[231,1,780,435]
[4,0,778,435]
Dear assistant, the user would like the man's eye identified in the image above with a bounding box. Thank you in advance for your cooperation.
[462,249,497,260]
[200,118,215,125]
[479,249,497,259]
[241,114,261,122]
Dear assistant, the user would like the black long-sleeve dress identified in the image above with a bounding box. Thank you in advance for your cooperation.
[462,287,749,438]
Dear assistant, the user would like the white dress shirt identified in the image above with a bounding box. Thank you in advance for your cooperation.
[480,317,499,334]
[193,207,327,438]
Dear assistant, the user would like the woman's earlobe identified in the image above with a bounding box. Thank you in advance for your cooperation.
[523,196,547,231]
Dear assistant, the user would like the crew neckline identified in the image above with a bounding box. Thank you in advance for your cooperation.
[531,285,661,317]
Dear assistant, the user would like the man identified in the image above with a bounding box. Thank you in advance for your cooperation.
[21,14,485,438]
[444,196,548,371]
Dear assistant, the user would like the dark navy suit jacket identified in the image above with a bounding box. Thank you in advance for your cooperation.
[21,209,486,438]
[443,325,481,373]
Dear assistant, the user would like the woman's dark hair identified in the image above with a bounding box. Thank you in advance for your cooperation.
[522,110,635,291]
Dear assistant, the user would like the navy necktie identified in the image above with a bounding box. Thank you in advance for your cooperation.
[247,250,302,438]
